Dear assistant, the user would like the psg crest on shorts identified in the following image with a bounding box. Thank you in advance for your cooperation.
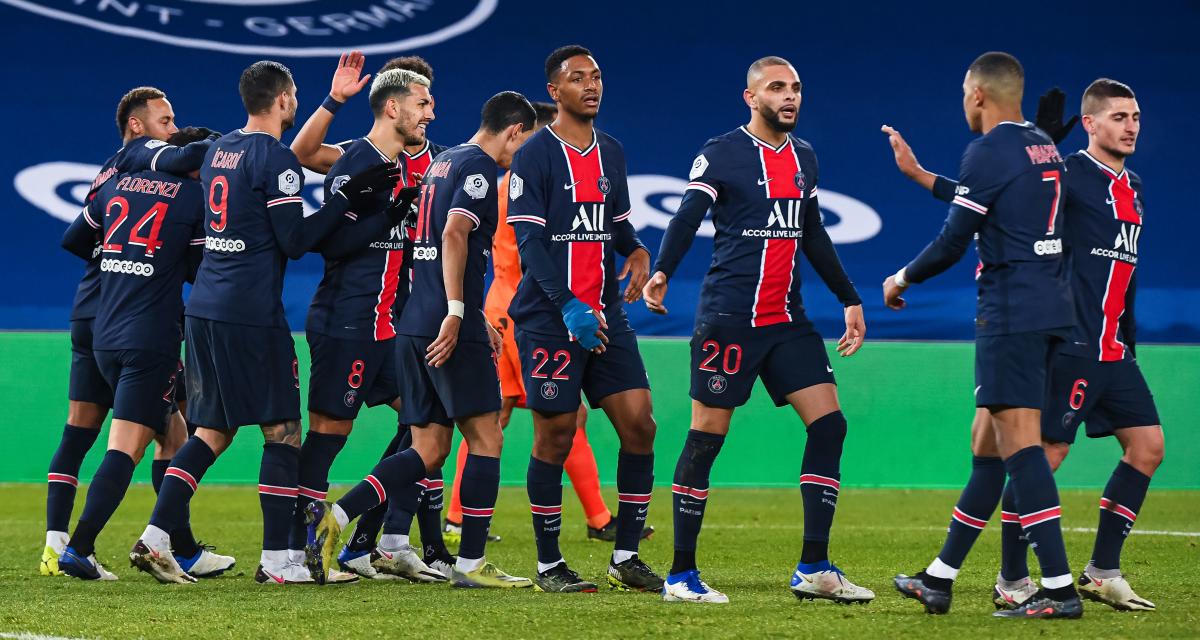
[707,375,727,394]
[597,176,611,195]
[343,390,358,408]
[794,170,806,192]
[540,381,559,400]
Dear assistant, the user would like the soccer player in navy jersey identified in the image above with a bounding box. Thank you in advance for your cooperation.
[643,56,871,605]
[885,79,1161,612]
[55,127,233,581]
[285,68,442,584]
[304,92,537,589]
[289,52,461,569]
[41,87,217,577]
[500,45,660,594]
[883,52,1082,619]
[128,61,403,585]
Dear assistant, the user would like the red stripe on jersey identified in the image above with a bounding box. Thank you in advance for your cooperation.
[1109,173,1141,223]
[759,144,804,199]
[258,484,299,498]
[405,148,432,185]
[530,504,562,515]
[1000,511,1020,523]
[1099,260,1135,361]
[671,484,709,500]
[461,506,495,518]
[298,486,327,500]
[560,143,605,203]
[568,241,605,311]
[751,238,796,327]
[618,492,652,504]
[373,249,404,341]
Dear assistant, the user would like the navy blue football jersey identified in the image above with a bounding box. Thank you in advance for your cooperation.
[70,136,211,321]
[1060,151,1143,361]
[655,127,860,327]
[189,129,350,328]
[307,137,411,341]
[506,127,635,336]
[397,144,498,343]
[80,169,204,356]
[906,121,1074,335]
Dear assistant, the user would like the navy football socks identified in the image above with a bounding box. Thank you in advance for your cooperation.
[1092,461,1151,571]
[931,456,1005,579]
[258,442,300,551]
[47,424,101,533]
[527,456,565,565]
[416,470,448,557]
[337,448,425,521]
[670,429,725,575]
[149,436,215,535]
[69,450,135,557]
[288,432,347,550]
[615,451,654,555]
[999,481,1030,581]
[151,459,169,494]
[1005,446,1073,594]
[799,411,846,564]
[457,454,500,562]
[347,429,407,552]
[150,458,199,557]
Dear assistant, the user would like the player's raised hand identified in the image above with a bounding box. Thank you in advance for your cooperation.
[837,304,865,357]
[1035,87,1079,145]
[883,275,907,310]
[619,247,651,303]
[330,51,371,102]
[642,271,669,315]
[880,125,926,182]
[426,314,462,368]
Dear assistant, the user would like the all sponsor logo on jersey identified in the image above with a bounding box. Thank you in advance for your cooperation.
[343,390,358,408]
[1090,223,1140,263]
[367,225,406,250]
[508,173,524,200]
[551,204,612,242]
[742,200,805,238]
[463,173,489,199]
[0,1,498,57]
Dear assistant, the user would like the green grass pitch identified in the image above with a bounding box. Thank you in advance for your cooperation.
[2,485,1197,639]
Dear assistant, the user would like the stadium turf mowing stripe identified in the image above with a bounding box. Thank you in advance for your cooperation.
[2,486,1197,639]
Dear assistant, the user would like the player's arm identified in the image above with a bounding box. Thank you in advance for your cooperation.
[801,189,866,355]
[610,159,649,302]
[317,185,419,260]
[1121,270,1137,357]
[268,153,402,259]
[124,134,218,176]
[291,52,371,173]
[61,204,101,261]
[880,125,958,203]
[425,212,473,368]
[645,147,721,314]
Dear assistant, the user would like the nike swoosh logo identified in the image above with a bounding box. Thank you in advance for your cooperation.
[974,385,982,396]
[263,570,285,584]
[1106,198,1118,204]
[564,181,580,190]
[757,178,772,185]
[545,517,561,525]
[637,507,648,515]
[378,550,394,560]
[826,365,833,373]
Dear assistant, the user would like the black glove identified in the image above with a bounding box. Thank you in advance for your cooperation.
[339,164,405,211]
[387,185,421,225]
[1035,87,1079,145]
[191,127,222,140]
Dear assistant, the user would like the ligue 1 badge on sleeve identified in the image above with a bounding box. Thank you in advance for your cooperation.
[597,176,611,195]
[794,170,806,192]
[509,173,524,200]
[278,169,301,196]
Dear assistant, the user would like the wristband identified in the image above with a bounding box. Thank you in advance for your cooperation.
[893,267,909,289]
[321,94,344,114]
[446,300,465,318]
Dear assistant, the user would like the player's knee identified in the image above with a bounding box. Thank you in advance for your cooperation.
[309,412,353,436]
[67,401,107,429]
[262,420,302,448]
[618,412,657,453]
[1125,431,1164,474]
[808,410,847,440]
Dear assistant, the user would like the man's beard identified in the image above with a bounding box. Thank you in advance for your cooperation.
[281,112,296,133]
[397,120,426,147]
[761,105,796,133]
[1101,141,1133,159]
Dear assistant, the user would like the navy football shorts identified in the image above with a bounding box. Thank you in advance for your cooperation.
[515,328,650,415]
[307,333,399,420]
[1041,353,1160,444]
[974,330,1065,410]
[689,321,834,408]
[184,317,300,429]
[94,348,178,433]
[68,319,114,407]
[395,335,500,426]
